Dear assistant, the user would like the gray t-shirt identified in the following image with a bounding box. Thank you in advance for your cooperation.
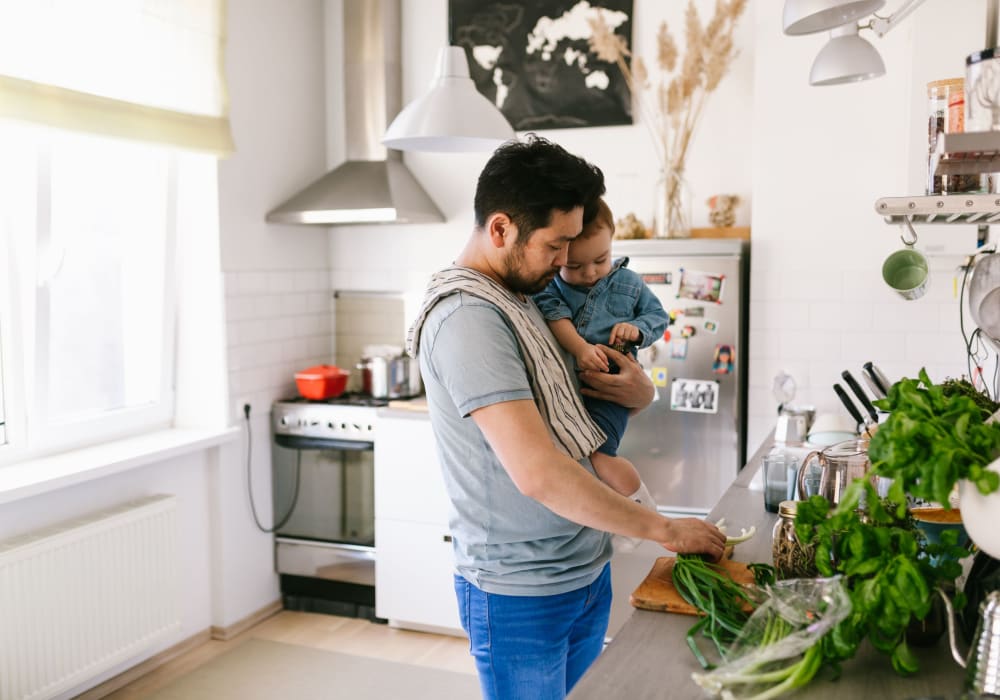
[418,290,612,596]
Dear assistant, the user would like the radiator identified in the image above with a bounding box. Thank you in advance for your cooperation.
[0,495,181,700]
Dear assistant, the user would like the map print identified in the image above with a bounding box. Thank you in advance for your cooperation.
[449,0,634,130]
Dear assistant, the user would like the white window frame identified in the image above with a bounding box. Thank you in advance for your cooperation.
[0,127,180,465]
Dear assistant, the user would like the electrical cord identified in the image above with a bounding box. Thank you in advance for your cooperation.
[244,403,301,533]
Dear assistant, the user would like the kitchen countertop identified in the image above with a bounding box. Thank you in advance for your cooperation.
[570,437,969,700]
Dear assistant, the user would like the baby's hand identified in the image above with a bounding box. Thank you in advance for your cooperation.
[575,343,610,372]
[609,323,640,348]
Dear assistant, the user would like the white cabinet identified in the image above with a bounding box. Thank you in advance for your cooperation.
[374,411,463,635]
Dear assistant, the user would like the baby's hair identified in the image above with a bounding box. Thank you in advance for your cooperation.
[577,197,615,241]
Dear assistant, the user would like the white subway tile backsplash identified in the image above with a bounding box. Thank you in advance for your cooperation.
[871,300,937,332]
[241,271,270,295]
[779,269,843,301]
[749,330,777,360]
[905,332,965,365]
[225,266,338,410]
[750,300,810,331]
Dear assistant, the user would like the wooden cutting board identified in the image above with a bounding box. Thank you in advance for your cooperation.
[630,556,756,615]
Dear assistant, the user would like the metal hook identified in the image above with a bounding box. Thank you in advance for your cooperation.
[900,217,918,247]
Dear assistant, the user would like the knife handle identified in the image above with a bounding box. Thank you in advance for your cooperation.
[833,383,864,428]
[842,370,878,422]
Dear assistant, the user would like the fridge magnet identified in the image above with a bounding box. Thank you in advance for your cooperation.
[449,0,635,131]
[683,306,705,317]
[712,344,734,375]
[670,379,720,414]
[651,366,668,387]
[681,325,696,338]
[670,338,689,360]
[676,268,725,304]
[642,272,672,286]
[703,319,718,333]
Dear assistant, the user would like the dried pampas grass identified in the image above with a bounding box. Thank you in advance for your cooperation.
[588,0,746,178]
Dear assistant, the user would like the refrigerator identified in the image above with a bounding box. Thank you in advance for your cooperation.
[611,238,749,515]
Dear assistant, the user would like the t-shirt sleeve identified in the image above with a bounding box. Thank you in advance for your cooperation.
[424,300,534,418]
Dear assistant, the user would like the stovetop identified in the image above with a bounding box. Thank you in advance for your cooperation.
[277,392,389,408]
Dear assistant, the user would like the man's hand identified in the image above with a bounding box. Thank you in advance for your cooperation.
[659,517,727,562]
[578,344,653,410]
[575,343,609,372]
[609,322,640,348]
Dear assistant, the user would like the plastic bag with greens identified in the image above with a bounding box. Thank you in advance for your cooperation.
[692,576,852,700]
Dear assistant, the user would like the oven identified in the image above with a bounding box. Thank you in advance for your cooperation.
[271,394,386,620]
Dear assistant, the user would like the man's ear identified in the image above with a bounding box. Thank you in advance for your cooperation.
[485,213,513,249]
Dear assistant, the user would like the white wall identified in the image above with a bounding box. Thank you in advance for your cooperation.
[746,0,992,450]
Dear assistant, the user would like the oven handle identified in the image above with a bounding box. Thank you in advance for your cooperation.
[274,434,374,451]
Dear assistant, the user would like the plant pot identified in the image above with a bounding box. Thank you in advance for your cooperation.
[960,455,1000,559]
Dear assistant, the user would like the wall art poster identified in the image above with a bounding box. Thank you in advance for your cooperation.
[448,0,634,130]
[676,268,725,304]
[670,379,719,414]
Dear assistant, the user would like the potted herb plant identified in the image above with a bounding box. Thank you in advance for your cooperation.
[867,369,1000,506]
[867,370,1000,557]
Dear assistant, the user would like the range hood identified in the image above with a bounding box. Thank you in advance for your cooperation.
[266,0,444,226]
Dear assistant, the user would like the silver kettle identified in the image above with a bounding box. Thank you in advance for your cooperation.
[941,589,1000,696]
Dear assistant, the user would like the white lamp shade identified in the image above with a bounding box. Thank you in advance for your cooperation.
[383,46,516,153]
[783,0,885,35]
[809,30,885,85]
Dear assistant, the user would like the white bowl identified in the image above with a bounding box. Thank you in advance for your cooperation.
[806,430,857,447]
[960,456,1000,559]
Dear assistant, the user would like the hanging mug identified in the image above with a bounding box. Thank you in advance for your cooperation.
[882,220,929,301]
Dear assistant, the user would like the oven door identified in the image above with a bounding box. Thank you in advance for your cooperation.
[272,436,375,586]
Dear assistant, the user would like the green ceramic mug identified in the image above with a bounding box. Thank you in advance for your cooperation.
[882,246,929,300]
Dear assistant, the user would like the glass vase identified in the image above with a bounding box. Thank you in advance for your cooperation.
[652,168,692,239]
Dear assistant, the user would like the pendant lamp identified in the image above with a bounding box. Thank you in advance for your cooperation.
[383,46,516,153]
[783,0,885,35]
[809,24,886,85]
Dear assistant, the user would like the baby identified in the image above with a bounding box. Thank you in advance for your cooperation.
[534,198,669,547]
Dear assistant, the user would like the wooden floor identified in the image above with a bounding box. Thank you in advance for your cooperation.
[101,612,476,699]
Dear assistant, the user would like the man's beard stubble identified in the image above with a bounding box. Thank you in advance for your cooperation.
[501,243,557,295]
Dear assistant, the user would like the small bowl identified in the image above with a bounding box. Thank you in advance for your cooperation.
[806,430,857,447]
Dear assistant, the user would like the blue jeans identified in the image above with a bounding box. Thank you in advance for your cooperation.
[454,563,612,700]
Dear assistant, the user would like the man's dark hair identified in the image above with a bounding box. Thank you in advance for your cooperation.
[474,134,606,241]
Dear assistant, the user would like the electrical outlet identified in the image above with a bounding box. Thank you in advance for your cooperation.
[234,397,253,421]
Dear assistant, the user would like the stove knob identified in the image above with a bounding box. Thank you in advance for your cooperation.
[280,416,290,426]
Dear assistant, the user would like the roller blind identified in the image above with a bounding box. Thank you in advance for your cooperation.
[0,0,233,155]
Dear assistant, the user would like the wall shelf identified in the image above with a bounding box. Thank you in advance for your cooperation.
[874,193,1000,224]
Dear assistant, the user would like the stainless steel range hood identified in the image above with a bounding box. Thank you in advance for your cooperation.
[266,0,444,226]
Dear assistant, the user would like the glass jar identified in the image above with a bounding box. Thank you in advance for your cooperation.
[927,78,983,194]
[966,48,1000,132]
[771,500,818,580]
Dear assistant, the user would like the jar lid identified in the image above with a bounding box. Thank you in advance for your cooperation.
[968,48,998,65]
[777,500,799,517]
[926,77,964,95]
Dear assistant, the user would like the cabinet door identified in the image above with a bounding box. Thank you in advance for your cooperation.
[375,415,450,524]
[375,518,463,634]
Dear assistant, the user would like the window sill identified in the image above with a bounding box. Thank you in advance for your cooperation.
[0,426,240,506]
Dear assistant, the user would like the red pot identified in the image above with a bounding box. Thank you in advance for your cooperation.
[295,365,349,400]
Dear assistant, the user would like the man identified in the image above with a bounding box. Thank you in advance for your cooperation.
[408,136,726,700]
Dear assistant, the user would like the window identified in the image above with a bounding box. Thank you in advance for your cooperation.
[0,0,230,464]
[0,122,218,461]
